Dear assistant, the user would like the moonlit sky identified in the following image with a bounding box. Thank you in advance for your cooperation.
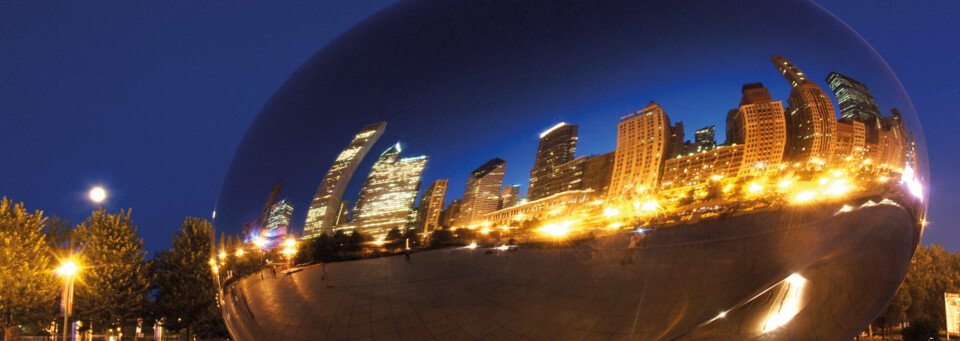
[1,1,956,253]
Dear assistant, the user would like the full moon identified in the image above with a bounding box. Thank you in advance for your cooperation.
[89,186,106,203]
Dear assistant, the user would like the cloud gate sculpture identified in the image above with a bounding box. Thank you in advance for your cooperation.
[213,0,928,339]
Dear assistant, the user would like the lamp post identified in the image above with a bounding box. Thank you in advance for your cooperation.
[282,238,297,269]
[253,236,267,278]
[57,260,78,341]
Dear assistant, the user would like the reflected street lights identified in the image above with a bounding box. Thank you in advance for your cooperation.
[57,260,78,341]
[282,238,297,269]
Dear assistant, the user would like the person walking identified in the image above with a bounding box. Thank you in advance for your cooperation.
[320,262,331,288]
[271,266,277,278]
[621,232,642,265]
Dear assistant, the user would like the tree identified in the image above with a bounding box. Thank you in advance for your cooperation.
[874,281,911,338]
[0,198,57,341]
[403,229,421,248]
[902,244,960,330]
[385,227,403,241]
[347,231,368,252]
[153,217,226,339]
[428,227,454,249]
[73,208,151,338]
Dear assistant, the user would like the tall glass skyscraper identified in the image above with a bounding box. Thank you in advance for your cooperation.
[826,72,881,123]
[352,143,428,239]
[456,158,506,227]
[303,122,386,239]
[528,123,577,201]
[265,199,294,230]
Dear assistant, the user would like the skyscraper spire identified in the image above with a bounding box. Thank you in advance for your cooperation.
[772,55,809,88]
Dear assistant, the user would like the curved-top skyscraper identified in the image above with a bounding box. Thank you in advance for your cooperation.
[302,121,386,239]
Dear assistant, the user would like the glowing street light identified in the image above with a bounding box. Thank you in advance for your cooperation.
[57,259,79,341]
[235,249,245,257]
[89,186,107,203]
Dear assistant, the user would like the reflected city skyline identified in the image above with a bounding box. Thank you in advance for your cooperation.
[235,55,920,249]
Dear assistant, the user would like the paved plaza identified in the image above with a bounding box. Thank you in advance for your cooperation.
[222,200,919,340]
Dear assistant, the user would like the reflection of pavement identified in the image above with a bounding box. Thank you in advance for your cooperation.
[222,201,918,340]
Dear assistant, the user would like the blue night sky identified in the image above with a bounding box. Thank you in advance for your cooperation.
[1,1,956,254]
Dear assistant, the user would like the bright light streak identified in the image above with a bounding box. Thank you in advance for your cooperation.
[540,122,568,138]
[89,187,107,203]
[467,241,477,249]
[763,274,806,333]
[835,205,854,215]
[711,175,723,181]
[603,208,620,217]
[748,182,763,193]
[479,227,491,234]
[497,245,509,251]
[539,221,577,237]
[372,239,386,246]
[57,260,78,277]
[641,200,659,212]
[901,165,924,202]
[607,222,623,229]
[794,192,816,203]
[877,176,889,182]
[282,247,296,256]
[823,179,850,196]
[717,311,727,319]
[778,179,792,189]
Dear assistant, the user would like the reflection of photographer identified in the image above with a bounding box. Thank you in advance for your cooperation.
[621,230,649,265]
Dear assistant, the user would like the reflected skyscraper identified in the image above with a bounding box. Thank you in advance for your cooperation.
[834,118,867,166]
[303,122,386,239]
[827,72,883,144]
[456,158,505,227]
[826,72,881,124]
[499,184,520,209]
[441,199,461,228]
[773,56,836,162]
[528,123,577,201]
[417,179,448,234]
[352,143,428,239]
[265,199,294,230]
[610,101,672,197]
[733,83,787,177]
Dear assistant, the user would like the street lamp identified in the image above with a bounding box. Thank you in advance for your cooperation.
[57,260,79,341]
[282,238,297,268]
